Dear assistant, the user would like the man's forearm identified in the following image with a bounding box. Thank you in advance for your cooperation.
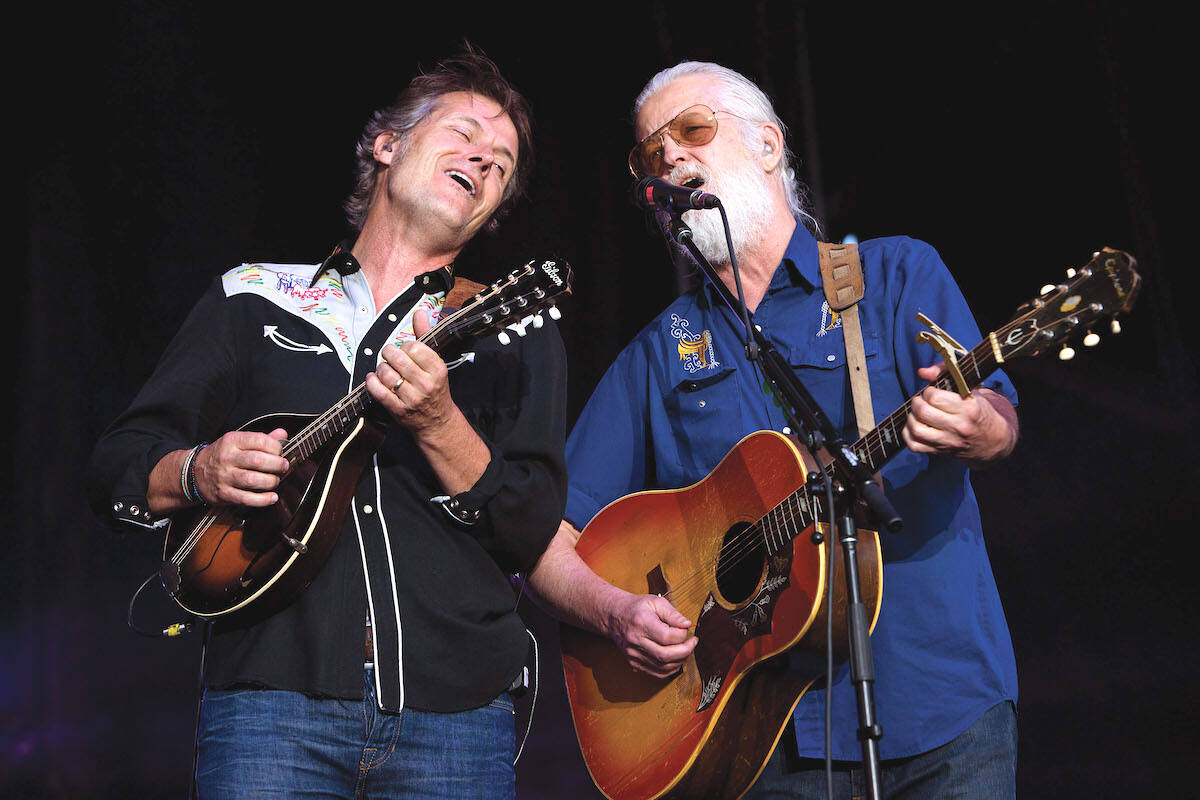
[411,405,491,496]
[525,520,629,638]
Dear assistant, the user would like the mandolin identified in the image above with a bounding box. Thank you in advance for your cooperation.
[160,258,572,621]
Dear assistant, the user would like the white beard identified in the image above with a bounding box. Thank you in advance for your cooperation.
[669,156,775,267]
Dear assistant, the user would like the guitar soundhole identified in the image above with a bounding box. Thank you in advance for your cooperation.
[715,522,765,605]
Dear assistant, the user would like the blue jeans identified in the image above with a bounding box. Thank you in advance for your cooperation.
[746,701,1017,799]
[195,667,516,799]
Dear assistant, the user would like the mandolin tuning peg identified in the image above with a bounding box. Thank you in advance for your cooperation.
[497,331,511,346]
[1040,284,1057,296]
[515,322,528,337]
[1110,319,1122,335]
[1058,344,1076,361]
[548,305,561,320]
[1083,332,1100,347]
[1066,268,1077,278]
[531,314,544,328]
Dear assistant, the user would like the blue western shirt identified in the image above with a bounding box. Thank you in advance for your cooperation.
[563,224,1018,760]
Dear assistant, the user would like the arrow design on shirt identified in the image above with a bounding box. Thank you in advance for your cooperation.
[263,326,332,355]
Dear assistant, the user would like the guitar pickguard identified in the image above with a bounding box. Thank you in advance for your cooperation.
[693,551,793,711]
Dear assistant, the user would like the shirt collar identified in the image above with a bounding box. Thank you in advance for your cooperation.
[698,222,821,306]
[774,224,821,293]
[310,239,455,295]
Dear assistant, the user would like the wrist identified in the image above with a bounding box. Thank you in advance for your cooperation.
[180,443,210,506]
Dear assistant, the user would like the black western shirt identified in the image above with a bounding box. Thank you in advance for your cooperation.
[88,253,568,712]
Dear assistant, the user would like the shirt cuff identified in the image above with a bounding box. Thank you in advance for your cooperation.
[430,438,504,526]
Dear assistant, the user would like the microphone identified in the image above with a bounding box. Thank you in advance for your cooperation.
[632,176,721,211]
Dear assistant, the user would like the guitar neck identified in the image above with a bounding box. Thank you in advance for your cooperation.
[762,246,1139,554]
[762,336,1000,556]
[851,337,1000,475]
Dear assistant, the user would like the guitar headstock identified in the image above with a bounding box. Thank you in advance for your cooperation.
[991,247,1141,363]
[428,257,574,350]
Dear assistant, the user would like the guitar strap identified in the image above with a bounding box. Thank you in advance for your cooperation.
[444,276,486,313]
[817,242,875,437]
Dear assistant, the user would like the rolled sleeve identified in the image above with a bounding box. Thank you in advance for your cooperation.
[452,321,569,573]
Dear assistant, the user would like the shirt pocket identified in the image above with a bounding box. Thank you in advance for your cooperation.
[658,366,741,486]
[784,328,882,436]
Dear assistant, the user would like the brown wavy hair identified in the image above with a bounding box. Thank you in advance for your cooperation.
[344,45,534,234]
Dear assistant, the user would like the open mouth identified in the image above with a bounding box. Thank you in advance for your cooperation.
[446,170,477,197]
[682,176,705,189]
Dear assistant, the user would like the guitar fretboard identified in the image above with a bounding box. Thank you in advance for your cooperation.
[853,340,999,475]
[756,335,1001,555]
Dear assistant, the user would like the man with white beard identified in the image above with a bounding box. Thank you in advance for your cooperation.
[528,61,1021,798]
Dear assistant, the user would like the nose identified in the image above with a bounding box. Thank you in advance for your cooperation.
[469,151,494,173]
[658,134,692,173]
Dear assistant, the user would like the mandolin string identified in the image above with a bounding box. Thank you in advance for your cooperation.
[171,283,550,563]
[170,507,223,566]
[275,289,493,462]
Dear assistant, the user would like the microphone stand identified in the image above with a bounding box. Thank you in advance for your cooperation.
[665,210,900,800]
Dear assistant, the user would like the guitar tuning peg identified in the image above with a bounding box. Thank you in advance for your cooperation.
[1058,344,1076,361]
[548,305,562,320]
[1083,332,1100,347]
[1110,319,1122,334]
[1066,268,1077,278]
[497,331,511,346]
[1040,284,1057,296]
[531,314,544,329]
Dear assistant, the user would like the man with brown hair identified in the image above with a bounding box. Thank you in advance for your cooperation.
[90,48,566,799]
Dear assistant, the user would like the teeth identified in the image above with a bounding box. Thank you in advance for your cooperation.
[446,170,476,196]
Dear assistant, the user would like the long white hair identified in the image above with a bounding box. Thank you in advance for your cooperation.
[634,61,820,235]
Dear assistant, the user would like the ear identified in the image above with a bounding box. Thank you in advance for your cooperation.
[758,123,784,172]
[373,132,398,165]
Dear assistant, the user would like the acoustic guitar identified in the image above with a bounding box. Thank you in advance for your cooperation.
[561,248,1140,800]
[160,258,572,621]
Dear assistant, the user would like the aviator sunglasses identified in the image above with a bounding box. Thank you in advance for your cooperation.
[627,104,745,178]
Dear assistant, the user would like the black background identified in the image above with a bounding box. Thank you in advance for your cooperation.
[8,2,1196,797]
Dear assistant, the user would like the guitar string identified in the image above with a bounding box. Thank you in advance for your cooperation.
[593,269,1123,789]
[655,343,1000,610]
